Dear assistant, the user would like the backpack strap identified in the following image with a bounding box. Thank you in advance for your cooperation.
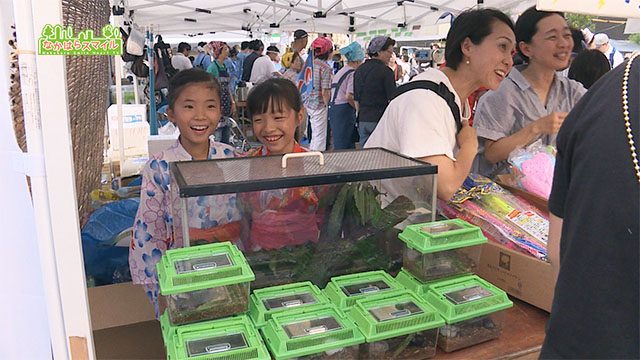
[196,53,206,68]
[391,80,462,133]
[609,47,616,67]
[330,69,355,105]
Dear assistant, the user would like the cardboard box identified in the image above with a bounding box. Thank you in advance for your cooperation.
[88,282,156,330]
[477,241,555,312]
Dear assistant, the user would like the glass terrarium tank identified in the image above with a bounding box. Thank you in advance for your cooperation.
[347,290,444,360]
[165,315,270,360]
[260,305,364,359]
[323,270,405,310]
[169,148,437,289]
[399,219,487,282]
[423,275,513,352]
[156,242,255,325]
[249,281,331,329]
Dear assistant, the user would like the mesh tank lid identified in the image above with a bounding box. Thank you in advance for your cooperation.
[424,275,513,324]
[399,219,487,253]
[165,315,270,360]
[323,271,405,309]
[170,148,437,197]
[346,291,444,342]
[157,242,255,295]
[261,305,364,359]
[248,282,331,329]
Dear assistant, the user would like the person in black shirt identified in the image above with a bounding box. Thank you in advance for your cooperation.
[353,36,397,145]
[541,54,639,359]
[242,40,264,82]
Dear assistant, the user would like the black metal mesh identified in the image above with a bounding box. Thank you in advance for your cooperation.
[172,148,436,196]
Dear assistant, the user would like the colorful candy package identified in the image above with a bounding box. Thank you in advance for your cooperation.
[439,174,549,261]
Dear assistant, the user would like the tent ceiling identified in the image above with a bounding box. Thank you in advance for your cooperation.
[122,0,536,37]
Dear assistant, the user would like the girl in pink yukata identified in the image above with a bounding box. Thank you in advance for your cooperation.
[241,78,329,251]
[129,69,242,316]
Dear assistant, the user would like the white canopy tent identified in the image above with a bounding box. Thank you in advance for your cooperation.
[122,0,537,40]
[5,0,640,359]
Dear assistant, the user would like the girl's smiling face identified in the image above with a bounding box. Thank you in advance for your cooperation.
[167,83,221,158]
[252,98,304,155]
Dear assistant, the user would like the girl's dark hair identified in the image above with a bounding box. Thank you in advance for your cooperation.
[167,68,221,109]
[445,8,514,70]
[246,78,302,119]
[568,49,611,89]
[515,6,564,61]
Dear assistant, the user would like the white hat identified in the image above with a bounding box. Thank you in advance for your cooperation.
[594,33,609,47]
[581,28,594,45]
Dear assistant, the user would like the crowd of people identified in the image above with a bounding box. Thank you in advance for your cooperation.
[130,7,638,359]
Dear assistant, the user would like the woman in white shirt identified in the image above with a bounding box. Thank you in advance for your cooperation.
[365,8,516,200]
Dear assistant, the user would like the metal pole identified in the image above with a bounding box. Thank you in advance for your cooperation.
[12,0,69,358]
[30,0,96,357]
[133,74,140,104]
[181,198,190,247]
[148,28,158,135]
[113,15,126,184]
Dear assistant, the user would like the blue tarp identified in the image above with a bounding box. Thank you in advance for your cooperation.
[82,198,139,286]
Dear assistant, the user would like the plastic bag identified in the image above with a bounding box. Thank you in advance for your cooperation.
[508,140,556,200]
[82,198,140,285]
[440,174,549,261]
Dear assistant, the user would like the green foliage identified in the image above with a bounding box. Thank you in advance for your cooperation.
[566,13,594,31]
[630,33,640,45]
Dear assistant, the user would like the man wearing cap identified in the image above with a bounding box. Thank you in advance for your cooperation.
[291,29,309,54]
[242,40,264,82]
[281,29,310,69]
[353,36,397,146]
[594,33,623,69]
[328,42,365,149]
[250,45,281,84]
[304,36,334,151]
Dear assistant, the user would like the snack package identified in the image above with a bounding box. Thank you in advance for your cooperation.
[508,140,556,200]
[439,174,548,261]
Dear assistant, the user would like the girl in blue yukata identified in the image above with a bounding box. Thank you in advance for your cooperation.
[129,69,242,317]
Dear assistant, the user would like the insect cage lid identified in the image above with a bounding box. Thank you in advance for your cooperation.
[166,315,269,360]
[170,148,437,197]
[399,219,487,254]
[249,281,330,328]
[261,304,364,359]
[347,290,445,342]
[157,242,255,295]
[323,270,405,309]
[424,274,513,324]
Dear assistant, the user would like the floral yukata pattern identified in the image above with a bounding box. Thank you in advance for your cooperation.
[128,139,240,317]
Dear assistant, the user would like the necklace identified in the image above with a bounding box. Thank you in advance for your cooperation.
[622,51,640,183]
